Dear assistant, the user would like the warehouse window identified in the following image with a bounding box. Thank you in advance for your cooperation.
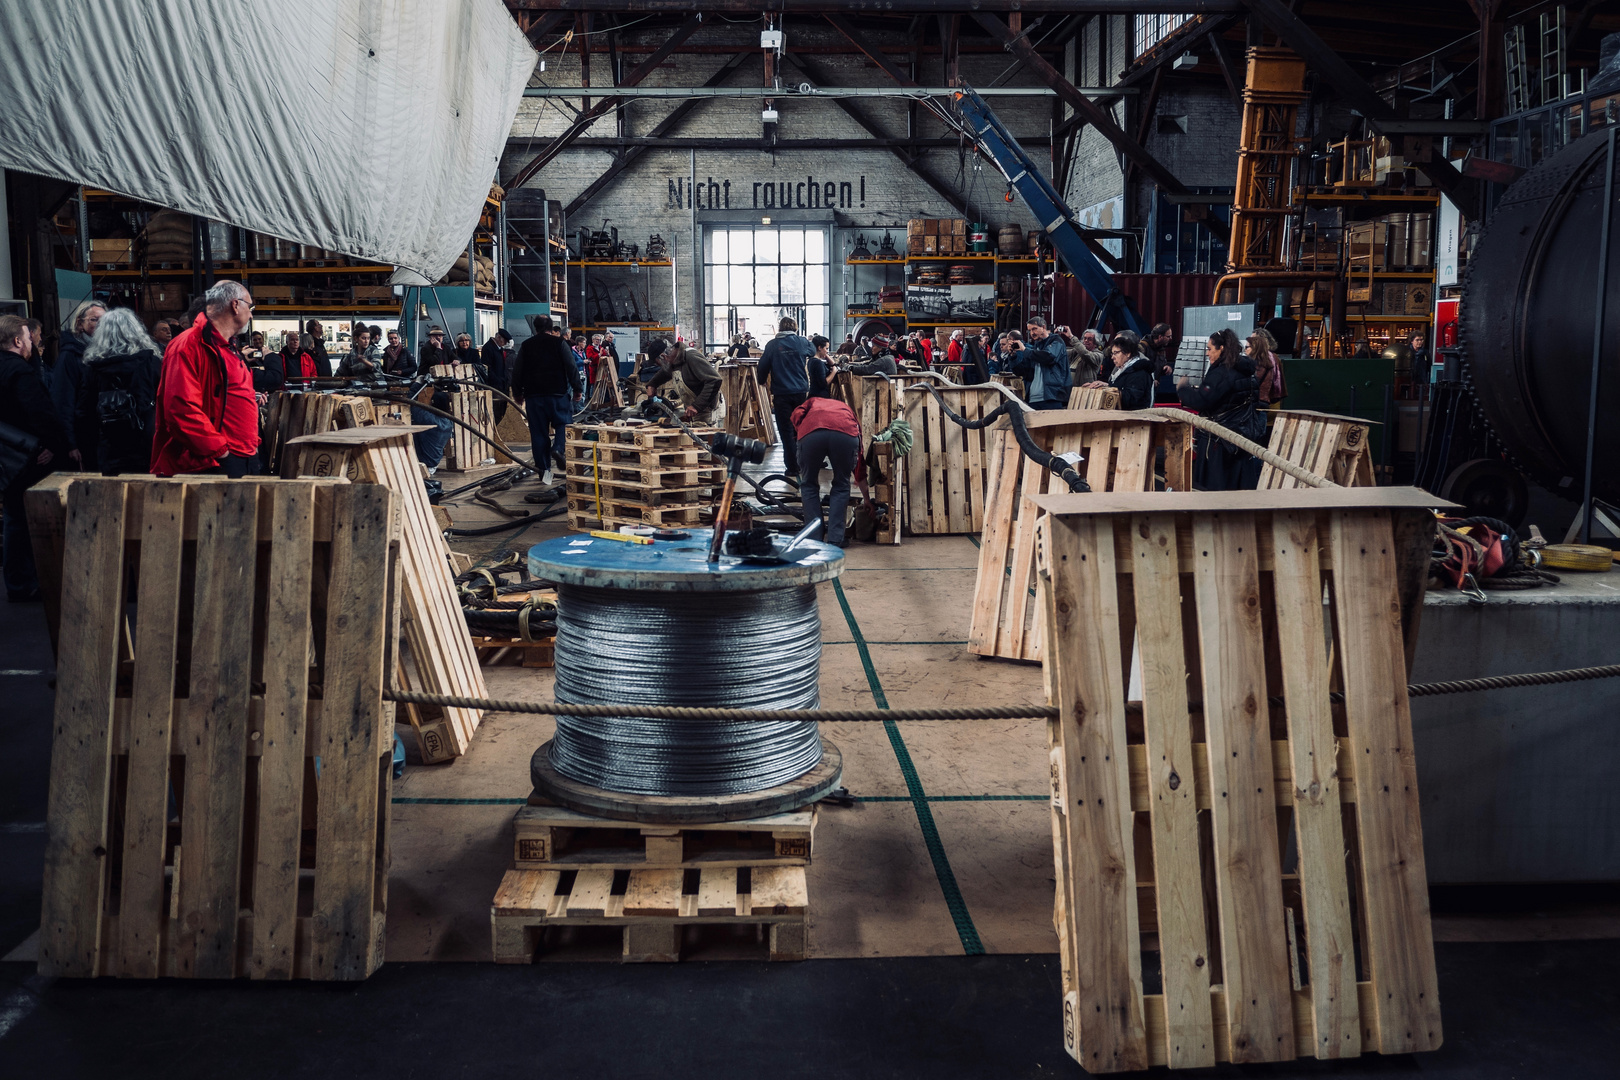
[1135,14,1192,57]
[703,227,829,349]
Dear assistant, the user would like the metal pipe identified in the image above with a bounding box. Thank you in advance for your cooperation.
[522,85,1130,99]
[1582,123,1615,544]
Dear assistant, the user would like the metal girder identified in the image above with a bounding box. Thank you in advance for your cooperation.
[507,13,705,191]
[1207,28,1246,109]
[972,12,1190,196]
[518,10,569,45]
[824,14,915,88]
[563,52,753,216]
[1241,0,1478,218]
[781,52,972,217]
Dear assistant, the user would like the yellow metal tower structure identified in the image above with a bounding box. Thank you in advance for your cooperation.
[1228,47,1310,271]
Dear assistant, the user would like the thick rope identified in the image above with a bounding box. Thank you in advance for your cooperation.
[385,662,1620,720]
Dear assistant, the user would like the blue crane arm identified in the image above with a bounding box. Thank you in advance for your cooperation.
[953,83,1146,336]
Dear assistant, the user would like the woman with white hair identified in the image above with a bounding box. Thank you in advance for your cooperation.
[74,307,162,474]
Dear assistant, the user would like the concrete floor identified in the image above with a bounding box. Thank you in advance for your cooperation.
[1,453,1618,1076]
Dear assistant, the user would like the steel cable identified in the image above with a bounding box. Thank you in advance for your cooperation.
[547,583,826,795]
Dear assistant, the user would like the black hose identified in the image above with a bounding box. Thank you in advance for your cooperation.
[918,383,1090,493]
[367,394,545,474]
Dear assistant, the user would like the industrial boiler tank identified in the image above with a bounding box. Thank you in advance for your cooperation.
[1460,129,1619,506]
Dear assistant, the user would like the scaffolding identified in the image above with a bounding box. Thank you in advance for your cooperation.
[1228,47,1309,272]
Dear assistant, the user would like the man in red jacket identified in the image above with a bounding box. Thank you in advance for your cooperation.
[151,280,260,476]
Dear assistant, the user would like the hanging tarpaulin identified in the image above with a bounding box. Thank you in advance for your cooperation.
[0,0,534,281]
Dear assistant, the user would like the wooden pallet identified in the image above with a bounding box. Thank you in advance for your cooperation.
[898,385,1004,535]
[474,636,555,667]
[283,427,488,761]
[565,480,710,506]
[261,391,378,476]
[1260,410,1375,488]
[441,389,498,472]
[968,411,1193,663]
[566,500,706,528]
[491,866,808,963]
[514,802,815,870]
[567,422,718,452]
[1068,385,1122,409]
[719,362,777,445]
[1036,489,1445,1070]
[37,477,398,980]
[562,460,722,488]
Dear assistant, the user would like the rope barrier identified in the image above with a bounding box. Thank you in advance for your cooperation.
[383,661,1620,721]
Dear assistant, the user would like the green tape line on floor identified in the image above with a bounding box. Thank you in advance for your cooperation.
[831,578,985,956]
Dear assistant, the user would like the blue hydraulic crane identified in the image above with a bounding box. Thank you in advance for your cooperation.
[952,83,1146,336]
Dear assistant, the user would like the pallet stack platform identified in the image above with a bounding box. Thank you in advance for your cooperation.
[492,797,815,963]
[563,422,722,532]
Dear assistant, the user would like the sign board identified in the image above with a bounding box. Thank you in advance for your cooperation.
[1437,195,1461,286]
[607,326,643,366]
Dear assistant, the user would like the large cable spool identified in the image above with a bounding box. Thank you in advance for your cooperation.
[1460,129,1619,505]
[526,535,845,824]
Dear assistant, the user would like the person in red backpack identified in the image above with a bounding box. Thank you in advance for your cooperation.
[791,378,861,547]
[150,280,259,477]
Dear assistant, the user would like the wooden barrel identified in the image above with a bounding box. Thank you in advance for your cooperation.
[1027,229,1046,254]
[997,223,1024,256]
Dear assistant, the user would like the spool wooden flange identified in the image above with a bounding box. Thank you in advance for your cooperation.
[530,738,843,825]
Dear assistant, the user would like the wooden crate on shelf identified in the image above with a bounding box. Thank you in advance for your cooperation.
[1260,410,1375,488]
[967,411,1192,663]
[1035,488,1444,1070]
[37,477,399,980]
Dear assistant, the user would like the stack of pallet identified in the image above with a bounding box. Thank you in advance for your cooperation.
[564,422,722,532]
[261,391,378,476]
[492,796,814,962]
[282,427,489,765]
[37,476,398,981]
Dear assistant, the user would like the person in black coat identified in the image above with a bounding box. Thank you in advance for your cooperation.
[1,316,76,601]
[73,308,164,475]
[305,319,333,377]
[481,329,514,420]
[510,315,583,474]
[1079,330,1155,410]
[1178,328,1261,491]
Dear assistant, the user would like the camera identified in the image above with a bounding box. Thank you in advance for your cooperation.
[710,431,768,465]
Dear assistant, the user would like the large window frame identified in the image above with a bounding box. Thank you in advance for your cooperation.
[700,222,832,350]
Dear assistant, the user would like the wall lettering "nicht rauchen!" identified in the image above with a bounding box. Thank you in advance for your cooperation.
[668,176,866,211]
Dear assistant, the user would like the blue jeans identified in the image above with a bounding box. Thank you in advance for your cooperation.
[526,394,574,467]
[3,482,38,599]
[411,405,454,469]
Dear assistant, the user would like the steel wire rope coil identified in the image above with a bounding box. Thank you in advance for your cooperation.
[548,582,826,796]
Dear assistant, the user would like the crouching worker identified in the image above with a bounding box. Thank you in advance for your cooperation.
[642,337,722,424]
[791,379,861,547]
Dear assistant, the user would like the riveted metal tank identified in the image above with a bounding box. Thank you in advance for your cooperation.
[1460,129,1619,504]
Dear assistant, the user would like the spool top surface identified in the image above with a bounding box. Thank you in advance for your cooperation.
[528,535,845,592]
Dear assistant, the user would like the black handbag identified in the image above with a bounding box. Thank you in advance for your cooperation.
[0,418,41,493]
[1211,391,1267,444]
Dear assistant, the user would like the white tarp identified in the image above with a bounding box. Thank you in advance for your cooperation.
[0,0,534,281]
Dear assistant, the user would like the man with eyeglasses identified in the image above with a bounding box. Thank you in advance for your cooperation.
[151,279,261,476]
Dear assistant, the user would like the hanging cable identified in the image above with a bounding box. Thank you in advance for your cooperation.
[548,582,826,796]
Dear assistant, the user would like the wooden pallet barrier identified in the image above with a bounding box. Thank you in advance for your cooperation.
[1260,410,1375,487]
[968,411,1192,662]
[1035,488,1445,1070]
[719,362,777,445]
[37,477,399,980]
[283,427,488,762]
[261,391,377,476]
[897,385,1004,535]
